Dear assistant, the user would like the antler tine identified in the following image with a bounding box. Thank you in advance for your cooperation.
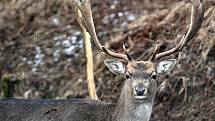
[152,0,204,61]
[148,44,158,61]
[102,46,130,62]
[123,44,133,61]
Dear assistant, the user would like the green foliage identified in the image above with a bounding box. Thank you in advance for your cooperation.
[1,74,19,98]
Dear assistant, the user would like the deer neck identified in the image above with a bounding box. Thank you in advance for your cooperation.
[113,84,153,121]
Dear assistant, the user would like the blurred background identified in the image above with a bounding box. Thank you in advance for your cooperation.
[0,0,214,120]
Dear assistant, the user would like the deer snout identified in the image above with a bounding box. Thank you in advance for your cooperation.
[134,83,147,96]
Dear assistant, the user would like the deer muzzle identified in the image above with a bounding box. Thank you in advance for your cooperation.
[133,83,148,100]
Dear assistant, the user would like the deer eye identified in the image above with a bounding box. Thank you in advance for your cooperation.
[125,72,131,79]
[79,0,84,3]
[151,72,157,79]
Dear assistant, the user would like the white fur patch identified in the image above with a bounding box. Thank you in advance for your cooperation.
[134,104,152,121]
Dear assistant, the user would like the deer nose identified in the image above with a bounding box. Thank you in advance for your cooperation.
[134,84,147,96]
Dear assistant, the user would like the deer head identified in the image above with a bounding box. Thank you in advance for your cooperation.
[74,0,204,103]
[105,59,176,103]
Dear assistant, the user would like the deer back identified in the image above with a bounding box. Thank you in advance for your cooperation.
[0,99,116,121]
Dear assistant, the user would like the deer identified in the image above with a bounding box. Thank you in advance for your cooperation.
[0,0,204,121]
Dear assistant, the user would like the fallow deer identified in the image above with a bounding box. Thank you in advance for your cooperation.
[0,0,204,121]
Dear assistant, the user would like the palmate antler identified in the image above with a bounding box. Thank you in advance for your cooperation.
[149,0,205,61]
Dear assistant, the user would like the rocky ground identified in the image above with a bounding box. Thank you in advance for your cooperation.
[0,0,214,120]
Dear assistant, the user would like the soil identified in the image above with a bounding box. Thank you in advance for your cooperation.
[0,0,215,121]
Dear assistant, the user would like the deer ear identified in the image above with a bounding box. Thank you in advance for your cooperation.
[104,59,125,75]
[156,59,177,75]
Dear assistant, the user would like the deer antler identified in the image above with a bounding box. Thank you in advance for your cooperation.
[74,0,102,50]
[103,45,133,63]
[149,0,204,61]
[74,0,131,63]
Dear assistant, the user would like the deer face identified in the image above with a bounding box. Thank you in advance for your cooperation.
[105,59,177,102]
